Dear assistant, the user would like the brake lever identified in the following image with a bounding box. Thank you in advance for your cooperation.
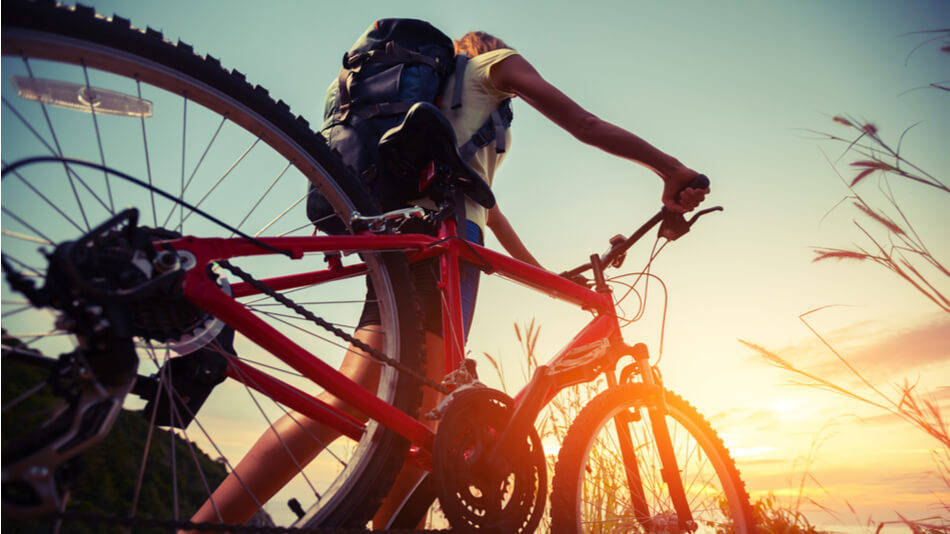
[658,209,689,240]
[687,206,724,226]
[658,206,723,241]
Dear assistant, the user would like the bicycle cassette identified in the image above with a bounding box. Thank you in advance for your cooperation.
[432,388,546,532]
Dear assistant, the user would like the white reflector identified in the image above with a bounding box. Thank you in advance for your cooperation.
[12,76,152,117]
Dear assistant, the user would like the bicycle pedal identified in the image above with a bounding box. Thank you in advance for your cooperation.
[439,357,478,390]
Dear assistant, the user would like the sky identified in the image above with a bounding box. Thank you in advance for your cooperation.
[2,0,949,529]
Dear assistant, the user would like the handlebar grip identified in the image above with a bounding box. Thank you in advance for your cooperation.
[688,174,710,190]
[673,173,709,206]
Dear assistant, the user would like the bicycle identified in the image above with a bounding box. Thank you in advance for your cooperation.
[1,2,754,531]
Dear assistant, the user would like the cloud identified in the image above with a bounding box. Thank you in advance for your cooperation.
[746,317,950,382]
[855,397,950,428]
[711,408,781,432]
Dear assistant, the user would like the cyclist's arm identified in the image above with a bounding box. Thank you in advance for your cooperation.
[489,54,707,212]
[486,206,543,269]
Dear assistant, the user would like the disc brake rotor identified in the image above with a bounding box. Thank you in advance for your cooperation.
[432,388,546,532]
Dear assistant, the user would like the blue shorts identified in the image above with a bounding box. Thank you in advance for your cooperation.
[357,220,482,339]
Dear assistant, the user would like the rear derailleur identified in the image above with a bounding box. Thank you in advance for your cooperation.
[1,208,227,516]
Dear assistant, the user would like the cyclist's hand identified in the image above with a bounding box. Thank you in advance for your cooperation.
[662,165,709,213]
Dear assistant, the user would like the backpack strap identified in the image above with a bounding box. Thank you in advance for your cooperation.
[354,101,414,120]
[336,41,447,123]
[336,64,355,122]
[450,54,468,110]
[457,99,513,162]
[347,41,441,70]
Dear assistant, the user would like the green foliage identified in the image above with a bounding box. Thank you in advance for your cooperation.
[2,356,228,533]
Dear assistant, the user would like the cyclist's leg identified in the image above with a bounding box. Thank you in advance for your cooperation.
[372,330,445,528]
[188,328,384,528]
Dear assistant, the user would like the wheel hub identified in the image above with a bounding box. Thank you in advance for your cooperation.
[40,209,227,355]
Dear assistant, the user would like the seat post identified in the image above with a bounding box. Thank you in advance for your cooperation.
[453,187,467,241]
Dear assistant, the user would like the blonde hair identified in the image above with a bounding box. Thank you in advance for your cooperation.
[454,31,509,57]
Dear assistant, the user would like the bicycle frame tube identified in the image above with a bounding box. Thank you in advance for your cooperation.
[438,218,466,373]
[165,234,438,453]
[162,229,617,456]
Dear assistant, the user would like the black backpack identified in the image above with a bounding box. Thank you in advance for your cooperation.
[307,18,513,234]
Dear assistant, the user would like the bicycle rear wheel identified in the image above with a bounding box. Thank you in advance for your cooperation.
[551,384,754,533]
[2,1,423,528]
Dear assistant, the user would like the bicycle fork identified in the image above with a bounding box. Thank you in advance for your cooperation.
[614,342,696,532]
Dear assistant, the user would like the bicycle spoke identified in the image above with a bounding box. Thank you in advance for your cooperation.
[3,96,53,153]
[3,7,426,524]
[165,386,230,524]
[240,284,315,306]
[182,114,227,196]
[246,299,373,307]
[277,220,317,237]
[1,97,111,217]
[253,190,308,238]
[165,391,227,523]
[2,380,47,412]
[135,78,158,226]
[1,254,44,277]
[81,60,115,214]
[219,346,361,468]
[130,344,166,519]
[2,305,33,319]
[260,311,363,357]
[3,160,85,233]
[22,57,93,231]
[230,355,306,378]
[23,56,116,230]
[179,92,187,233]
[222,351,324,499]
[3,207,56,244]
[165,377,265,512]
[165,356,180,520]
[578,400,743,531]
[12,331,69,345]
[173,136,261,229]
[249,307,357,330]
[232,160,292,235]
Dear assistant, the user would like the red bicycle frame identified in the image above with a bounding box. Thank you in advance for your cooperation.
[162,216,632,460]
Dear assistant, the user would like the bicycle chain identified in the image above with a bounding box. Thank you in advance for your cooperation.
[10,260,452,533]
[217,260,449,395]
[36,510,449,533]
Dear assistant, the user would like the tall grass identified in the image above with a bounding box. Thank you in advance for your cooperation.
[741,308,950,531]
[808,30,949,312]
[476,319,608,532]
[480,320,824,533]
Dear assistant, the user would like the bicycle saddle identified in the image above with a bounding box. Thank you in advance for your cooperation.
[378,102,496,209]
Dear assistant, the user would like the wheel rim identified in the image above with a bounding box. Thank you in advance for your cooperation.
[573,399,750,533]
[2,17,406,528]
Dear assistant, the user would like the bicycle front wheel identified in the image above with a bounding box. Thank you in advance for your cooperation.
[2,1,423,529]
[551,384,754,533]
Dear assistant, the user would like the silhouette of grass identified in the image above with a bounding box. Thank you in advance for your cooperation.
[742,307,949,531]
[806,33,950,312]
[479,320,824,533]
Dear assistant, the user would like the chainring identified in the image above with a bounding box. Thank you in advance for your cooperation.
[432,388,546,532]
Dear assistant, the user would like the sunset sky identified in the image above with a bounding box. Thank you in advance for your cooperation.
[5,0,949,529]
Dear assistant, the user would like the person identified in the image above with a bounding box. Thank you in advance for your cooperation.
[188,29,707,530]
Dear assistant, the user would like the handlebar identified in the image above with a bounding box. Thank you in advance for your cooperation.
[559,174,720,282]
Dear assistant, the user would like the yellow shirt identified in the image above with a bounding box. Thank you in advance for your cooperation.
[439,48,518,229]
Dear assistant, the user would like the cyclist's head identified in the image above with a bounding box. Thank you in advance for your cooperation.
[454,31,509,57]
